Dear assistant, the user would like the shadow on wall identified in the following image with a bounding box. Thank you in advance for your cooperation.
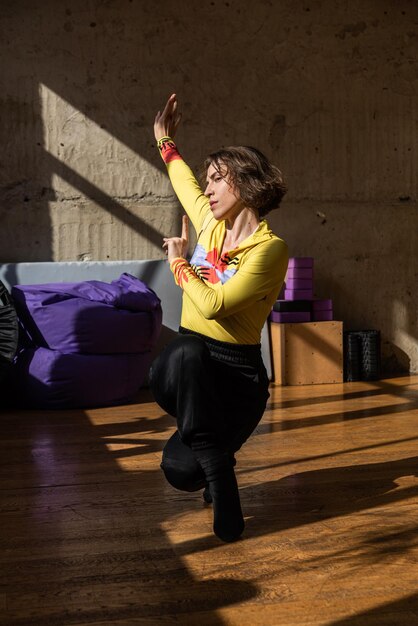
[383,343,411,374]
[0,75,51,262]
[0,1,196,263]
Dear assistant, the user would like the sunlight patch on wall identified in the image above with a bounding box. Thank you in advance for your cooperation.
[39,83,171,200]
[392,298,418,370]
[392,299,416,345]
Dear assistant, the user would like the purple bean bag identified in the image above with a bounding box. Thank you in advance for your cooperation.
[12,273,162,354]
[11,273,163,408]
[13,346,152,409]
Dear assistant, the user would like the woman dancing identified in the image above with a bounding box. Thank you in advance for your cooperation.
[149,94,288,542]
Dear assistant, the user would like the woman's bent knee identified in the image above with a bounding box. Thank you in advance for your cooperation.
[161,458,206,492]
[161,430,206,492]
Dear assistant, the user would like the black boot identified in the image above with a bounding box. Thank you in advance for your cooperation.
[192,443,244,543]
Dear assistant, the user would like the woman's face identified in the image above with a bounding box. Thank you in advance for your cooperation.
[204,162,243,223]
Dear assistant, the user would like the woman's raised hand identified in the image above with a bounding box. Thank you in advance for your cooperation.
[163,215,189,263]
[154,93,182,141]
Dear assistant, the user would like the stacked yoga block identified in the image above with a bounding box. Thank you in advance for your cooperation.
[10,273,162,409]
[269,257,343,385]
[270,257,333,324]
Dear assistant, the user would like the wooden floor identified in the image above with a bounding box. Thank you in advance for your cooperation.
[1,375,418,626]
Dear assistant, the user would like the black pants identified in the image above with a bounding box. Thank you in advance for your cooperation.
[149,327,270,492]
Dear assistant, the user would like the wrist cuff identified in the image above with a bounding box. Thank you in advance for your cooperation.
[157,136,172,147]
[157,137,182,164]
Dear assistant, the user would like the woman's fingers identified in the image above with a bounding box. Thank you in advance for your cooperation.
[162,214,188,259]
[181,215,189,242]
[161,93,176,118]
[154,94,180,140]
[162,215,189,260]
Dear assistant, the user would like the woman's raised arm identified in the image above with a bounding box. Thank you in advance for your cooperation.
[153,94,211,233]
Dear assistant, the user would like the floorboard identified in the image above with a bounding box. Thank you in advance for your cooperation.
[1,375,418,625]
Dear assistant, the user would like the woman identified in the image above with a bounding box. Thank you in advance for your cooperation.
[149,94,288,542]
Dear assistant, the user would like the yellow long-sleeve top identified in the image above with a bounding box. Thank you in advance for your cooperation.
[158,137,288,345]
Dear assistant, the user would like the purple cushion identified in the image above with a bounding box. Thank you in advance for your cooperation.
[12,273,162,354]
[13,346,152,409]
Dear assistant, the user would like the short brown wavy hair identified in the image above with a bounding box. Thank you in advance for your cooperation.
[202,146,287,217]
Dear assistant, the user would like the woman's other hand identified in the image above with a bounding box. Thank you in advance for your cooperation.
[163,214,189,262]
[154,93,182,141]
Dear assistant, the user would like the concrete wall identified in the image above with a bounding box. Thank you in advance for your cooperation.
[0,0,417,373]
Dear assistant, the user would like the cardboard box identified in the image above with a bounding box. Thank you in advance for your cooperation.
[269,321,343,385]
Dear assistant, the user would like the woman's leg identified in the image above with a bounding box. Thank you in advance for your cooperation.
[199,355,269,541]
[217,357,270,454]
[149,334,244,541]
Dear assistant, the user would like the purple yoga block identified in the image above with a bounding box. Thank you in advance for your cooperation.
[284,288,314,300]
[312,299,333,311]
[286,268,314,279]
[288,257,314,269]
[285,278,313,290]
[270,311,311,323]
[312,311,333,321]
